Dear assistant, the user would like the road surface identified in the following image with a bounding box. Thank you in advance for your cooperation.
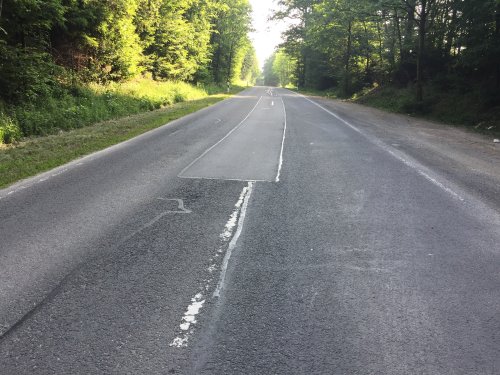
[1,86,499,374]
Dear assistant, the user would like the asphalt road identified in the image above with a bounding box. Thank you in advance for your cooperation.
[0,86,499,374]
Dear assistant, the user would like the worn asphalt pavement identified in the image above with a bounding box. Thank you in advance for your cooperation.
[1,86,499,374]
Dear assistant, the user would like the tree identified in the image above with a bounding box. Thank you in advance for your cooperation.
[263,54,279,86]
[273,0,498,107]
[139,0,214,81]
[240,45,260,84]
[209,0,253,84]
[273,49,297,87]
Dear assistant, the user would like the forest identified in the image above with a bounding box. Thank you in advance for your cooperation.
[266,0,500,128]
[0,0,259,143]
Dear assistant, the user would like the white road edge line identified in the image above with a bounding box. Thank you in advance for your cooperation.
[178,96,264,177]
[275,97,288,183]
[298,93,362,135]
[385,148,464,201]
[293,91,464,202]
[213,181,253,298]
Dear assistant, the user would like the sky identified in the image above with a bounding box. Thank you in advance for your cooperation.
[248,0,288,67]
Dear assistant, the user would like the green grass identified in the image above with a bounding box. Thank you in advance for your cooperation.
[6,78,214,138]
[0,87,243,188]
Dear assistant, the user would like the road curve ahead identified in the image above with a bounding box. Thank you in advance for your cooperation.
[0,86,499,374]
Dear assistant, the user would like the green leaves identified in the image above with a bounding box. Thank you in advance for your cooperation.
[0,0,256,105]
[209,0,253,84]
[274,0,500,99]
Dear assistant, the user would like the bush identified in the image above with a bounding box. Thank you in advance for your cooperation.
[0,113,22,144]
[0,44,63,104]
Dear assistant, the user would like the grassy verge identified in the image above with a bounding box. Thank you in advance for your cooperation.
[296,84,500,137]
[2,78,216,139]
[355,85,500,136]
[0,87,242,188]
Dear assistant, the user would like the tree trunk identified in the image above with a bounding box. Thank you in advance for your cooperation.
[496,1,500,88]
[386,9,397,71]
[297,53,306,89]
[344,20,352,95]
[227,41,234,84]
[416,0,427,103]
[377,16,384,65]
[402,0,416,63]
[444,4,457,57]
[395,9,404,60]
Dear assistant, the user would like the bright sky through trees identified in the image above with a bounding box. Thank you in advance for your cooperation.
[249,0,287,68]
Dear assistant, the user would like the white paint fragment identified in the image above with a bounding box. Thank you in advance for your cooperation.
[170,336,188,348]
[207,264,217,273]
[219,185,248,241]
[170,294,205,348]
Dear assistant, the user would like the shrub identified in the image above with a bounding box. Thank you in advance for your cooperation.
[0,113,22,144]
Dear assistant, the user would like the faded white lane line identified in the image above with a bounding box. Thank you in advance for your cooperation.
[170,294,205,348]
[294,91,464,202]
[170,182,254,348]
[275,97,287,183]
[213,181,253,297]
[178,96,264,178]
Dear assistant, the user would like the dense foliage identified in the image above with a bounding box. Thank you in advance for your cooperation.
[263,49,297,87]
[0,0,258,142]
[272,0,500,107]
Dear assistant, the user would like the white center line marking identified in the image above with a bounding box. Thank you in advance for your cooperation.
[275,97,288,183]
[214,181,253,297]
[170,182,254,348]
